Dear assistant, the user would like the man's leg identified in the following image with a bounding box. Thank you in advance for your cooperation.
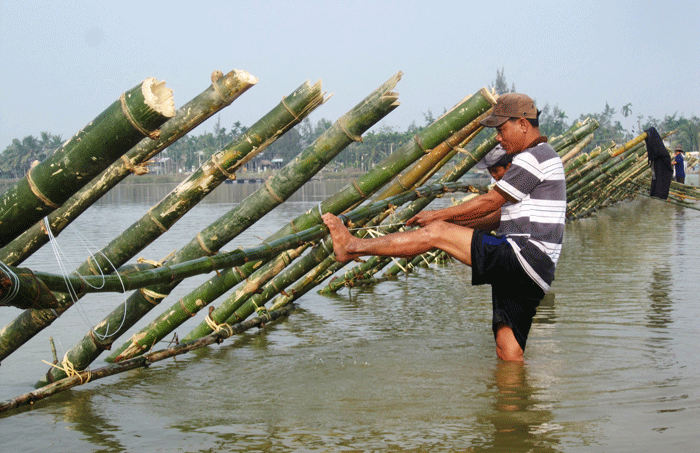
[322,213,474,265]
[495,324,524,362]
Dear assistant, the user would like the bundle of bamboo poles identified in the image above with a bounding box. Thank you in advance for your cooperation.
[2,72,697,413]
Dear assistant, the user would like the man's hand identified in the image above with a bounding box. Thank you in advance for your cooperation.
[406,210,442,227]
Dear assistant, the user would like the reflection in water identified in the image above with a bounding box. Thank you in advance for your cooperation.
[647,266,673,330]
[472,361,560,452]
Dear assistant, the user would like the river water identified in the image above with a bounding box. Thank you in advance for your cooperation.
[1,178,699,452]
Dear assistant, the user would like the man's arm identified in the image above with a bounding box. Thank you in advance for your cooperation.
[406,189,507,227]
[450,208,501,230]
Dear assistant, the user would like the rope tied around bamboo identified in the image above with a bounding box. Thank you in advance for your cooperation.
[43,354,92,385]
[204,308,234,339]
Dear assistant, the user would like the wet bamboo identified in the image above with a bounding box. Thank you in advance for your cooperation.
[176,88,496,342]
[0,265,58,310]
[95,72,402,365]
[571,155,648,215]
[560,133,595,165]
[38,80,332,382]
[0,303,297,414]
[218,182,478,327]
[567,145,647,214]
[0,70,257,266]
[321,135,497,293]
[273,127,499,299]
[182,181,478,341]
[16,226,328,295]
[0,78,175,247]
[568,142,647,200]
[0,80,324,364]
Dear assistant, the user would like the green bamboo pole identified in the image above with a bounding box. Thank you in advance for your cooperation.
[327,134,498,289]
[11,228,331,295]
[0,78,175,247]
[291,123,492,296]
[0,69,257,266]
[566,145,647,215]
[61,72,401,372]
[560,133,595,165]
[548,118,599,155]
[0,264,58,310]
[217,182,478,328]
[179,88,496,342]
[0,80,325,365]
[570,155,647,216]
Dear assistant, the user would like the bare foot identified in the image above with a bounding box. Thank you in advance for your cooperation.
[322,213,361,262]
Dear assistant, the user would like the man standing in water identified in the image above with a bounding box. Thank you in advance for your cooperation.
[322,93,566,361]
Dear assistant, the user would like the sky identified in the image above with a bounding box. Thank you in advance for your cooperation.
[1,0,699,151]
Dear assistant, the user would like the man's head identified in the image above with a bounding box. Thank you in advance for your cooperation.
[675,145,683,154]
[477,146,512,181]
[480,93,541,154]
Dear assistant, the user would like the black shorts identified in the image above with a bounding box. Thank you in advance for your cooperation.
[471,230,545,351]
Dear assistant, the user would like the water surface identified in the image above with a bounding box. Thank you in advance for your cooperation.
[0,180,699,452]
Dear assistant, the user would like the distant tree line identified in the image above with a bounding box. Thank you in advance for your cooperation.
[3,70,698,179]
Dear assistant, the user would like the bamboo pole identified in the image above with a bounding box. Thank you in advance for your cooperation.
[321,135,498,293]
[178,89,496,342]
[50,73,401,375]
[0,78,175,247]
[184,182,477,341]
[561,133,595,164]
[0,70,257,266]
[0,303,297,414]
[0,80,325,364]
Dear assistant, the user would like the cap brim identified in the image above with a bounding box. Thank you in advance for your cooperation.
[479,115,509,128]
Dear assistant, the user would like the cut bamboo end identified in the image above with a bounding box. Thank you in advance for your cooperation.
[142,77,176,118]
[480,87,498,106]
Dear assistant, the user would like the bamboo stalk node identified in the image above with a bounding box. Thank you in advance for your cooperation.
[120,78,175,140]
[195,232,215,256]
[139,287,167,305]
[210,153,236,180]
[26,167,60,209]
[210,70,223,83]
[337,118,363,143]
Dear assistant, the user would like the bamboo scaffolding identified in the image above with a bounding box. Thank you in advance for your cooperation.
[0,80,325,365]
[197,118,495,331]
[281,125,498,299]
[0,78,175,247]
[210,182,478,332]
[37,79,340,382]
[176,88,496,342]
[0,70,257,266]
[52,72,402,372]
[320,135,498,293]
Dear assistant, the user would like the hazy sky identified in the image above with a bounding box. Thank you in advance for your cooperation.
[1,0,698,151]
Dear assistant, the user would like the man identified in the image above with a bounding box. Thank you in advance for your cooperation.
[673,145,685,184]
[322,93,566,361]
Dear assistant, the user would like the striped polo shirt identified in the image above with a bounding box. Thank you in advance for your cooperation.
[494,140,566,292]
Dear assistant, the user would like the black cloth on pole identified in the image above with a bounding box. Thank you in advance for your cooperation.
[645,127,672,199]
